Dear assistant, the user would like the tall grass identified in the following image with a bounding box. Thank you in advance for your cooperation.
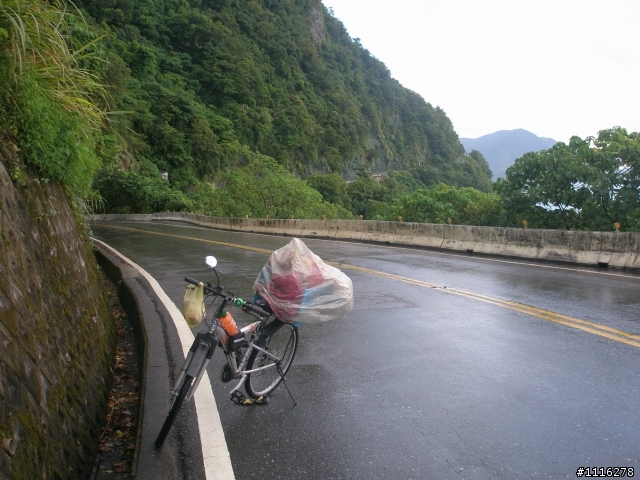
[0,0,110,194]
[1,0,108,124]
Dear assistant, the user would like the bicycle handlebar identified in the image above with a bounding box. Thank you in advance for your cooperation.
[184,276,270,317]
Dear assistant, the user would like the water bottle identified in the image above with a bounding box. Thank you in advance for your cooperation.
[218,310,239,336]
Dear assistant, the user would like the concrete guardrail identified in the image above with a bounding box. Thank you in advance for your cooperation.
[90,213,640,271]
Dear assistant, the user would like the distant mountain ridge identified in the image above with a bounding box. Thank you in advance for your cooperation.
[460,129,556,180]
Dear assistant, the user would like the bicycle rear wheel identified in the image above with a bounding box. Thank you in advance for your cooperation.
[155,374,194,448]
[245,321,298,399]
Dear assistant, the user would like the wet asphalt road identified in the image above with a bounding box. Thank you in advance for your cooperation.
[91,221,640,480]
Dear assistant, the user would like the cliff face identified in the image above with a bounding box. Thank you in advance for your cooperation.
[0,139,114,479]
[76,0,470,183]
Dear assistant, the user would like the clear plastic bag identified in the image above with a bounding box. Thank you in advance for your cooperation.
[183,282,205,327]
[253,238,354,323]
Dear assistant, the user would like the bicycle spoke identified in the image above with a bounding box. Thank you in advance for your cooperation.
[245,321,298,399]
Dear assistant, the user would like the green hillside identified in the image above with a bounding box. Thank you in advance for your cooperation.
[77,0,491,189]
[6,0,636,231]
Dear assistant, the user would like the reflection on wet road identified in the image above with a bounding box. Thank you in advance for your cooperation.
[92,220,640,480]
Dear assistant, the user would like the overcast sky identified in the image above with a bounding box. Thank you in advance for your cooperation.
[322,0,640,144]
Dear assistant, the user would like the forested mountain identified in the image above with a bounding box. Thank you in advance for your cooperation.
[3,0,637,230]
[460,129,556,180]
[77,0,491,188]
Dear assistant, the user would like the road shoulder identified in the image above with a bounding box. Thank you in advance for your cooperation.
[92,238,234,479]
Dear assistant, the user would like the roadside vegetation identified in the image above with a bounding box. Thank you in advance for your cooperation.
[0,0,109,196]
[496,127,640,231]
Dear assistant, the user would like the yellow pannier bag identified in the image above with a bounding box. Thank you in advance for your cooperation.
[183,282,205,327]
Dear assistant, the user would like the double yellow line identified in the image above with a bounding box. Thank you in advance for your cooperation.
[332,262,640,349]
[97,224,640,349]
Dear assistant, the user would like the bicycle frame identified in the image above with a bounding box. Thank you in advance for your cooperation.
[227,340,284,396]
[171,304,287,399]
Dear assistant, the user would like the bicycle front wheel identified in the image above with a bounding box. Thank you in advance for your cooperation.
[155,374,194,448]
[245,321,298,399]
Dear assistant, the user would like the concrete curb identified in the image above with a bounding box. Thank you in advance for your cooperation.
[90,213,640,271]
[92,238,234,479]
[93,239,178,478]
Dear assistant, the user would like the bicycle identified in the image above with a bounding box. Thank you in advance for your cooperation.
[155,256,298,448]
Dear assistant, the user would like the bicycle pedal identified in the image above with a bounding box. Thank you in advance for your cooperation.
[230,391,246,404]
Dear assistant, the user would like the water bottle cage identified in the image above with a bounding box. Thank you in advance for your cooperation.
[228,331,248,351]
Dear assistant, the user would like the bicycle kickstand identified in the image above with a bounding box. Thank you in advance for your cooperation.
[276,364,297,406]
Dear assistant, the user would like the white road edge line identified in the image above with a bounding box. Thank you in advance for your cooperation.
[92,238,235,480]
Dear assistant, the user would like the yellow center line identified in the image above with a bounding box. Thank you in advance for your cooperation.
[96,223,640,349]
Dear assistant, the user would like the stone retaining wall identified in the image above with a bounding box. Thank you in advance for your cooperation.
[1,151,114,479]
[91,213,640,270]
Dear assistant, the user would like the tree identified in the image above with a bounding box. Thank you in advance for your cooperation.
[93,164,191,213]
[306,172,351,208]
[346,170,383,216]
[494,142,584,229]
[579,128,640,231]
[495,127,640,231]
[468,149,493,181]
[377,170,423,197]
[218,152,350,219]
[395,183,503,226]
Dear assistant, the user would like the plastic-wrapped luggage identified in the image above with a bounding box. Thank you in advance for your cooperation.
[253,238,353,323]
